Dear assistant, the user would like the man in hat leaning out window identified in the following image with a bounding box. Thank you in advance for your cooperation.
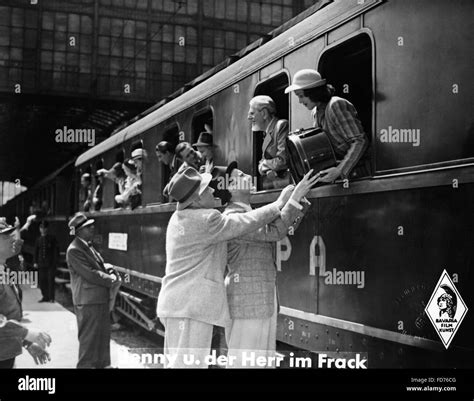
[66,213,121,368]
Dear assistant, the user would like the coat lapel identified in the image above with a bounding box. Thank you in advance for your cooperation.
[262,117,277,154]
[74,237,105,271]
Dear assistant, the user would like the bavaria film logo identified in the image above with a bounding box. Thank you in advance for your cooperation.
[425,270,468,349]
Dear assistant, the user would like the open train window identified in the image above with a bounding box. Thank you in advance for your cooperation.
[318,33,373,177]
[160,125,180,193]
[114,149,125,208]
[130,140,144,208]
[253,72,290,190]
[93,159,104,211]
[191,109,214,146]
[78,165,92,212]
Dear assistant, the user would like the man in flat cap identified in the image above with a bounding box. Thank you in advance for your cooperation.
[156,167,319,368]
[0,220,52,368]
[66,213,120,368]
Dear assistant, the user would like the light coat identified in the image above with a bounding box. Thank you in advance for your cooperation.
[258,117,289,175]
[156,202,281,328]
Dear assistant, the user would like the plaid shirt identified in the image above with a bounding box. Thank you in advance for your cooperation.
[312,96,368,178]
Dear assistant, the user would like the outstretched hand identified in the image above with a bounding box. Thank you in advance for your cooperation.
[25,329,52,350]
[27,343,51,365]
[275,184,295,210]
[290,170,320,203]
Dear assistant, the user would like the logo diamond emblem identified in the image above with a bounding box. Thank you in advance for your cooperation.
[425,270,468,349]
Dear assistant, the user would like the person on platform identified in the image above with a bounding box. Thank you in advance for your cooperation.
[175,142,204,171]
[156,167,319,368]
[80,173,93,212]
[248,95,290,189]
[34,221,59,303]
[218,164,313,368]
[285,69,369,182]
[193,132,215,174]
[66,213,121,368]
[131,148,147,179]
[0,220,52,368]
[155,141,182,182]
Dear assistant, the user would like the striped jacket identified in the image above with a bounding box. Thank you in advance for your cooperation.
[312,96,369,178]
[224,201,305,319]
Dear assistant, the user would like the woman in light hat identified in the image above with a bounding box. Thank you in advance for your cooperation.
[285,69,369,182]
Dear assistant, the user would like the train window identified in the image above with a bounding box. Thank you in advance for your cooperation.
[318,33,373,178]
[114,149,125,208]
[191,109,214,175]
[191,109,213,146]
[93,159,104,211]
[318,33,372,139]
[159,125,180,196]
[129,140,144,209]
[253,72,290,190]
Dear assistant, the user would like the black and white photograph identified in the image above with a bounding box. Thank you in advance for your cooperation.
[0,0,472,400]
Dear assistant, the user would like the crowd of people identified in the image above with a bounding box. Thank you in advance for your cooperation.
[81,69,368,213]
[0,70,370,369]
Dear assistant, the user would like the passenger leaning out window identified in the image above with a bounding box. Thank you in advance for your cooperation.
[115,159,142,210]
[248,96,290,190]
[97,162,127,195]
[285,69,369,182]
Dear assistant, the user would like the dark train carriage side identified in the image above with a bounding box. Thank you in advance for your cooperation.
[75,0,473,367]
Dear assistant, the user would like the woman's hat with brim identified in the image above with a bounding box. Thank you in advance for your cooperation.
[285,69,326,93]
[164,167,213,210]
[131,148,147,160]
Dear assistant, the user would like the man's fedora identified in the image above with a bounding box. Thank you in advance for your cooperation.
[164,167,212,210]
[193,132,214,147]
[68,213,95,233]
[285,69,326,93]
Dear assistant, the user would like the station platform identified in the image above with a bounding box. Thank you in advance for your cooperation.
[15,285,146,369]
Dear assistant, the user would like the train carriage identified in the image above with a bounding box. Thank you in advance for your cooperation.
[3,0,473,368]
